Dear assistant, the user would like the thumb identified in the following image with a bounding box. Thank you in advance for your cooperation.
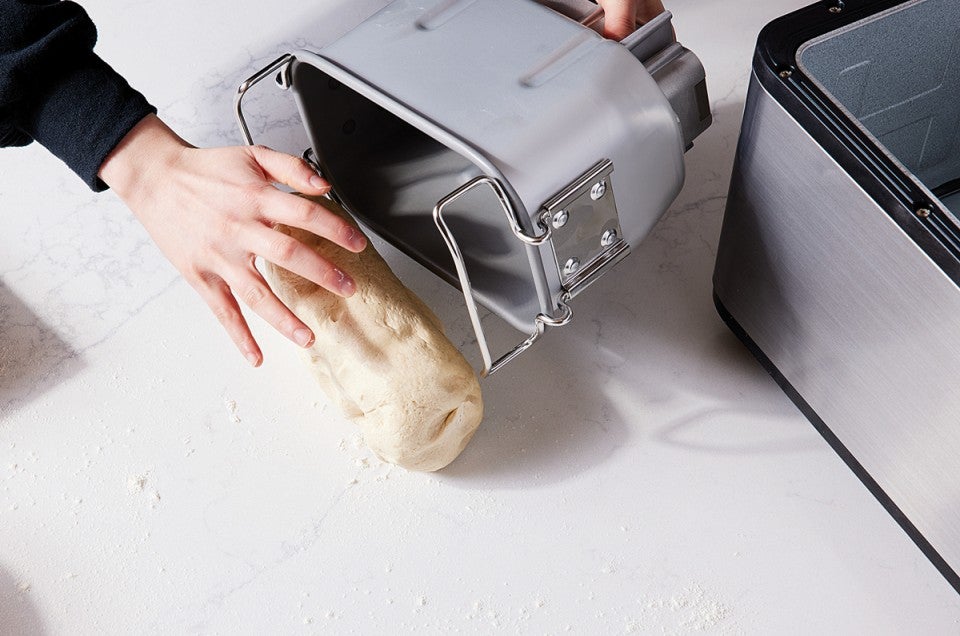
[636,0,666,24]
[596,0,637,40]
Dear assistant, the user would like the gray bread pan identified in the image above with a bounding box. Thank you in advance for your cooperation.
[237,0,711,374]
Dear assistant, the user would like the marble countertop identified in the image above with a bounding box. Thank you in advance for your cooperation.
[3,0,959,633]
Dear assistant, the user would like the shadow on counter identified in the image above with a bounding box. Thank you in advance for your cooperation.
[0,280,84,417]
[0,564,46,636]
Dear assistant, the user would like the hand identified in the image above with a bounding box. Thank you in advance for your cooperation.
[596,0,666,40]
[98,114,367,367]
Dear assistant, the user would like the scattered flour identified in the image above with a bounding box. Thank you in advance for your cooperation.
[632,583,732,633]
[224,399,241,424]
[127,475,147,493]
[350,434,364,451]
[337,432,391,482]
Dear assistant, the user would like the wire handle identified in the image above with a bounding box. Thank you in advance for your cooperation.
[433,176,572,377]
[234,54,295,146]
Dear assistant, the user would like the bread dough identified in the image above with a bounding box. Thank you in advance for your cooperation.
[263,198,483,471]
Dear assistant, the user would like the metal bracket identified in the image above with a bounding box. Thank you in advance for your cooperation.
[433,176,572,377]
[541,159,630,298]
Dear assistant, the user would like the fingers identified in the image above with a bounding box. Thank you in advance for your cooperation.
[192,274,264,367]
[168,144,367,365]
[248,144,331,195]
[596,0,637,40]
[245,223,357,298]
[226,267,317,349]
[190,271,316,365]
[192,265,317,360]
[635,0,666,24]
[259,187,367,253]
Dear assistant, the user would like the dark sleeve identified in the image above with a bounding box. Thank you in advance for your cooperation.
[0,0,156,191]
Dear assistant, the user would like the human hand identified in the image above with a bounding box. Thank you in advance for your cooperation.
[596,0,666,40]
[98,114,367,367]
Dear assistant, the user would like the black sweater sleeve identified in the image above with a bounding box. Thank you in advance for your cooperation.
[0,0,155,191]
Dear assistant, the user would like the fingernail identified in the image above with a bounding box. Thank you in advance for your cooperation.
[346,226,367,251]
[309,174,330,192]
[334,268,356,296]
[294,328,314,347]
[245,351,261,367]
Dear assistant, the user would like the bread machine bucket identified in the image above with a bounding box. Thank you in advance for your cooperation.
[235,0,711,376]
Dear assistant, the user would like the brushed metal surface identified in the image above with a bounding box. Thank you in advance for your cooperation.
[715,73,960,574]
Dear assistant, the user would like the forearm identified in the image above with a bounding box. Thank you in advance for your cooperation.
[0,0,155,190]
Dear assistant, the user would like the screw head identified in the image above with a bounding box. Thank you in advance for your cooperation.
[590,180,607,200]
[601,228,618,247]
[552,209,569,229]
[828,5,842,13]
[563,257,581,275]
[779,69,793,79]
[917,207,931,218]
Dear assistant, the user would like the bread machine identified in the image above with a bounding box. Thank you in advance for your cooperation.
[713,0,960,592]
[235,0,711,375]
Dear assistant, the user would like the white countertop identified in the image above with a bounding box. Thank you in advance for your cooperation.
[3,0,959,633]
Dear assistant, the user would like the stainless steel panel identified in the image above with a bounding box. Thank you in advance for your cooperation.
[715,73,960,573]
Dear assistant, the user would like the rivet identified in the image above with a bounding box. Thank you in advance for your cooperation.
[601,229,618,247]
[590,180,607,200]
[563,257,581,275]
[552,209,569,229]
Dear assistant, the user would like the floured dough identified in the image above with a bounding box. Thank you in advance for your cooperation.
[264,197,483,471]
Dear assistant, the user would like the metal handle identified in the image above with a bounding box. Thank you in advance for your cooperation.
[433,176,572,377]
[235,53,295,146]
